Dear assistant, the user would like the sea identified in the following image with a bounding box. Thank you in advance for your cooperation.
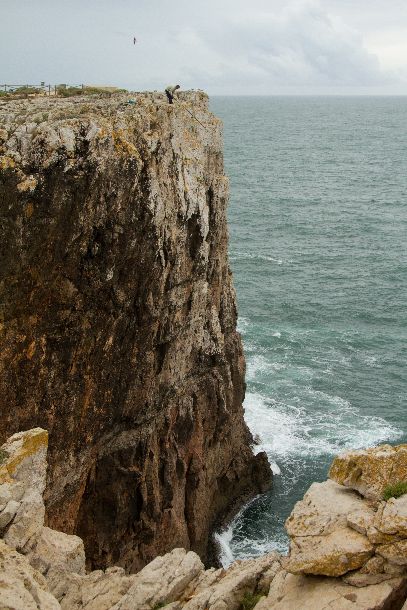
[209,96,407,566]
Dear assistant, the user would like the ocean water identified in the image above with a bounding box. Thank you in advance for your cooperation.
[209,96,407,565]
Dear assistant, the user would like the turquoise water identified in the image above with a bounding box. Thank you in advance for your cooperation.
[210,96,407,564]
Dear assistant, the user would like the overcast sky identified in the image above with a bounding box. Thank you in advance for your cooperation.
[2,0,407,94]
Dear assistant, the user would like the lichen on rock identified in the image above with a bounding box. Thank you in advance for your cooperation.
[329,445,407,500]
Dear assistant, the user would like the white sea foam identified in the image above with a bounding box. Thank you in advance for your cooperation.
[224,340,404,567]
[246,355,270,380]
[214,497,257,567]
[220,385,403,567]
[363,355,379,367]
[269,460,281,475]
[214,494,289,567]
[244,392,306,458]
[246,355,288,382]
[237,316,250,335]
[215,526,288,568]
[243,389,402,461]
[230,252,283,264]
[214,529,235,567]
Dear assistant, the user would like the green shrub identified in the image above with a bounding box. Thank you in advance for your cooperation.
[0,448,9,465]
[54,85,128,97]
[14,86,42,95]
[383,481,407,501]
[240,592,263,610]
[56,86,83,97]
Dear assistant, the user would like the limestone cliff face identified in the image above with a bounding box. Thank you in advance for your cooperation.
[0,92,271,571]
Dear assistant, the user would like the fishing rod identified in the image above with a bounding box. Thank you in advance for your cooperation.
[178,101,206,129]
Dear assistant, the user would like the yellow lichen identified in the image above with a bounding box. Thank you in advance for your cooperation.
[24,202,34,218]
[0,429,48,484]
[112,129,140,159]
[0,156,16,170]
[17,176,37,193]
[26,340,36,359]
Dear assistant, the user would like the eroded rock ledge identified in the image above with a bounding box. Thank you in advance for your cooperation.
[0,91,271,571]
[2,429,407,610]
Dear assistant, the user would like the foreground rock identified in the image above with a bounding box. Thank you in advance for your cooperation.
[330,445,407,500]
[3,430,407,609]
[0,428,49,551]
[0,90,271,570]
[284,480,375,576]
[282,444,407,609]
[0,539,60,610]
[256,570,407,610]
[1,429,279,610]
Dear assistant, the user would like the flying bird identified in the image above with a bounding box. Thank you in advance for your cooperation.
[133,37,137,44]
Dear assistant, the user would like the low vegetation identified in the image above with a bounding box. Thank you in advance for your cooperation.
[1,87,43,98]
[56,85,127,97]
[240,592,263,610]
[14,86,43,95]
[0,448,9,464]
[383,481,407,501]
[0,85,128,100]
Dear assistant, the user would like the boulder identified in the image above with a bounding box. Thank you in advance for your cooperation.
[255,569,407,610]
[44,550,282,610]
[375,496,407,538]
[284,479,374,577]
[342,572,395,587]
[284,526,374,577]
[47,566,137,610]
[347,508,375,535]
[366,525,400,545]
[376,540,407,566]
[0,538,60,610]
[0,499,20,530]
[1,428,48,551]
[181,553,281,610]
[27,526,86,575]
[111,548,204,610]
[329,445,407,500]
[286,480,371,537]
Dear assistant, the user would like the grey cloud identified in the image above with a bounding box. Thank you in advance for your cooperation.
[172,2,391,92]
[0,0,406,94]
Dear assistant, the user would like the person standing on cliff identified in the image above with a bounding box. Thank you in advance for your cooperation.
[165,84,180,104]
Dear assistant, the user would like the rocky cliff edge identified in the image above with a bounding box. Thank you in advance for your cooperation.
[0,91,271,571]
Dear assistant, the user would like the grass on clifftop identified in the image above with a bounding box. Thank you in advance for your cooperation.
[0,86,128,99]
[56,86,127,97]
[383,481,407,501]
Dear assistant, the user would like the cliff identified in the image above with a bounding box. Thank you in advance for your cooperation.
[0,91,271,571]
[2,429,407,610]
